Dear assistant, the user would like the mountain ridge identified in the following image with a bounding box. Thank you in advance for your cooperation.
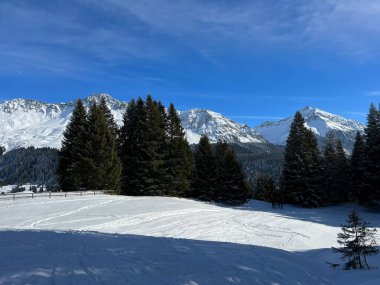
[0,94,365,152]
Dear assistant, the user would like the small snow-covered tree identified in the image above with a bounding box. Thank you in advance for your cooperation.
[333,210,379,270]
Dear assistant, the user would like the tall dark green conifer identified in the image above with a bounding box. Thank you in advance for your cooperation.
[58,99,88,191]
[99,96,119,137]
[350,132,366,202]
[363,103,380,204]
[82,103,121,191]
[222,147,249,204]
[321,132,337,203]
[335,139,349,202]
[140,96,167,195]
[192,135,218,201]
[280,111,322,207]
[120,97,147,195]
[166,103,193,197]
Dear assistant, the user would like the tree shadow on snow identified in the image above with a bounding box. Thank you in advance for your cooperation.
[0,230,332,285]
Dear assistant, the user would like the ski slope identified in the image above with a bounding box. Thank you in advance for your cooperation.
[0,195,379,284]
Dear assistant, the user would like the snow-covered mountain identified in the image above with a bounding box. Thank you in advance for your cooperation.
[0,94,127,150]
[255,107,365,152]
[0,94,266,151]
[179,109,267,145]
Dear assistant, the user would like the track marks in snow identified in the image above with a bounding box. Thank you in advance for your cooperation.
[29,200,115,228]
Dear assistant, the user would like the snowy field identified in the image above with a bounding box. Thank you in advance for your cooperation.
[0,195,379,285]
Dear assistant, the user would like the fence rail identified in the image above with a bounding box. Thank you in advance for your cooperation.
[0,190,115,201]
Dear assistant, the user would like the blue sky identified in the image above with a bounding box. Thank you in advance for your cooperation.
[1,0,380,126]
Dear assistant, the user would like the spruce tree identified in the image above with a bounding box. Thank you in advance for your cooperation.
[166,103,193,197]
[82,103,121,191]
[302,129,323,207]
[350,132,366,202]
[99,96,119,137]
[58,99,88,191]
[192,135,218,201]
[140,96,167,195]
[254,173,277,202]
[321,132,337,203]
[335,139,349,202]
[119,97,147,195]
[280,112,322,207]
[363,103,380,204]
[214,140,249,204]
[214,140,230,201]
[223,148,249,204]
[334,210,379,270]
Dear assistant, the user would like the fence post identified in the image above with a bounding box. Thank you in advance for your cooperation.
[65,192,67,198]
[32,193,34,199]
[49,192,51,198]
[13,194,15,201]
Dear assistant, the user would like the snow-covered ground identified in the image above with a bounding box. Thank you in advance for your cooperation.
[0,195,379,284]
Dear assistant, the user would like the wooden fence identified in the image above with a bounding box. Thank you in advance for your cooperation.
[0,190,115,201]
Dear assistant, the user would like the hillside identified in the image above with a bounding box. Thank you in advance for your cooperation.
[0,195,379,284]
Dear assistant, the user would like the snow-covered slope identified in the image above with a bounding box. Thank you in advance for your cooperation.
[255,107,365,152]
[0,195,379,284]
[0,94,266,150]
[0,94,126,150]
[179,109,267,144]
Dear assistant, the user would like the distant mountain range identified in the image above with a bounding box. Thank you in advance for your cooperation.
[0,94,365,152]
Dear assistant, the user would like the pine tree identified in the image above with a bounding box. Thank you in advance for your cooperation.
[363,103,380,204]
[253,173,277,202]
[321,132,337,203]
[214,140,249,204]
[192,135,218,201]
[140,96,167,195]
[334,210,379,270]
[280,112,322,207]
[119,97,147,195]
[58,99,88,191]
[98,95,119,137]
[214,140,230,201]
[166,103,193,197]
[350,132,366,202]
[335,139,349,202]
[82,103,121,191]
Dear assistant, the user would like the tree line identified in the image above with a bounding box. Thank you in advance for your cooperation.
[271,102,380,208]
[59,95,248,205]
[0,147,58,186]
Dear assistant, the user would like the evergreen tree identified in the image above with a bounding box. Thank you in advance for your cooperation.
[321,132,337,203]
[214,140,249,204]
[166,103,193,197]
[119,97,147,195]
[335,139,349,202]
[119,96,169,196]
[363,103,380,204]
[98,96,119,137]
[253,173,277,202]
[58,99,88,191]
[280,112,322,207]
[334,210,379,270]
[82,103,121,191]
[350,132,366,202]
[192,135,218,201]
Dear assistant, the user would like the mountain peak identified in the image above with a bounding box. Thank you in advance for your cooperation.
[255,107,365,152]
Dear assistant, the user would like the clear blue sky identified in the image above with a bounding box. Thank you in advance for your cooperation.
[1,0,380,126]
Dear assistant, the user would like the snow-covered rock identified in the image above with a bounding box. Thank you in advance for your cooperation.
[255,107,365,152]
[179,109,267,144]
[0,94,266,150]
